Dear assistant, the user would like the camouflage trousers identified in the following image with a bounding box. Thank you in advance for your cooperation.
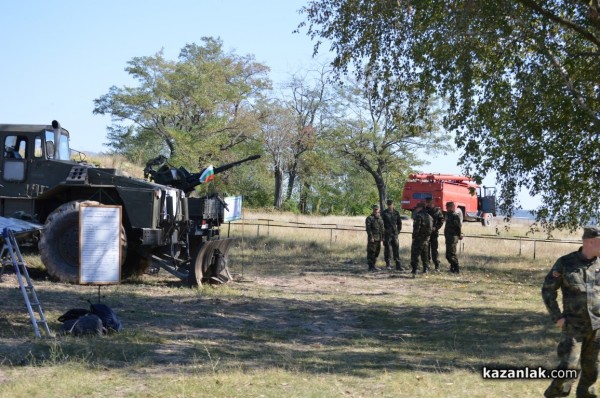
[410,237,430,273]
[445,235,460,272]
[383,234,401,267]
[429,233,440,268]
[367,240,382,269]
[544,327,600,398]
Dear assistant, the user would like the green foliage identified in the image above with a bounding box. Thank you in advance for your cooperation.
[326,78,448,209]
[93,37,271,171]
[300,0,600,230]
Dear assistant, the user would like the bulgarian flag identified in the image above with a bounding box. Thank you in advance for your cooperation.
[198,165,215,184]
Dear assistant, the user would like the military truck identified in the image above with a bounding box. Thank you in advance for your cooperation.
[0,121,258,285]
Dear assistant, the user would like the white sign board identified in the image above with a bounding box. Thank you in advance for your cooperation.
[224,196,243,222]
[79,205,122,284]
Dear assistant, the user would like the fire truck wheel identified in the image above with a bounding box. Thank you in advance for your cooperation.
[481,213,493,226]
[39,200,127,283]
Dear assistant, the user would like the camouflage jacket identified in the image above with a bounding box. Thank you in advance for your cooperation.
[381,208,402,236]
[541,248,600,332]
[412,209,433,241]
[426,206,445,235]
[444,211,462,237]
[366,214,385,241]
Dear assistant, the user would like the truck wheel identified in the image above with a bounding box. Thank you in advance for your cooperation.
[39,200,127,283]
[189,239,234,286]
[481,213,493,227]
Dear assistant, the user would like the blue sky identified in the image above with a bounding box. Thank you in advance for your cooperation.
[0,0,314,152]
[0,0,539,209]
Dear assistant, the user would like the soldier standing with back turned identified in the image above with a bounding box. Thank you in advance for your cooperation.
[542,226,600,398]
[382,199,405,271]
[425,197,445,272]
[410,202,433,277]
[444,201,463,273]
[365,204,385,272]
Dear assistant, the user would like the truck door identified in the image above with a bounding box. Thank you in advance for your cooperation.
[479,187,497,215]
[1,134,35,217]
[2,134,28,187]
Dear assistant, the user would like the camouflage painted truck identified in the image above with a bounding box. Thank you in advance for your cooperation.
[0,121,258,285]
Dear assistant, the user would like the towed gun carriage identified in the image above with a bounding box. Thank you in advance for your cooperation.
[0,120,258,285]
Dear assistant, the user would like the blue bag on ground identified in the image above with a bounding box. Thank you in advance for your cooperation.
[60,314,104,336]
[58,308,90,323]
[89,302,123,333]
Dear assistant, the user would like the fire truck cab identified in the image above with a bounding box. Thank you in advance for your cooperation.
[401,174,497,226]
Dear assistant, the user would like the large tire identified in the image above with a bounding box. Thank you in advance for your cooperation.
[188,239,234,286]
[39,200,127,283]
[481,213,493,227]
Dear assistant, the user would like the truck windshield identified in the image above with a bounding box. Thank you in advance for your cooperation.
[45,130,70,160]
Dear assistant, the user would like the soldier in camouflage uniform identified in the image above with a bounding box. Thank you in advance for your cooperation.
[365,204,385,272]
[410,202,433,277]
[444,201,463,273]
[542,226,600,398]
[425,197,445,272]
[382,199,405,271]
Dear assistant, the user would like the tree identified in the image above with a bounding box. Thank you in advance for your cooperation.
[330,77,447,210]
[93,37,271,172]
[300,0,600,230]
[280,67,333,208]
[258,101,297,208]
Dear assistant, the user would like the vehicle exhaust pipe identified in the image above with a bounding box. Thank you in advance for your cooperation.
[51,120,61,159]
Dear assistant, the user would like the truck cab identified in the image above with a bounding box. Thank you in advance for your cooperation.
[1,121,73,219]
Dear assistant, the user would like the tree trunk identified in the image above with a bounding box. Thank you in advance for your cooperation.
[274,166,284,209]
[373,173,387,211]
[298,181,311,213]
[286,159,298,200]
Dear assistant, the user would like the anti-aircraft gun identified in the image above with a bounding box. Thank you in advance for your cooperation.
[0,120,259,285]
[141,154,260,282]
[144,154,260,194]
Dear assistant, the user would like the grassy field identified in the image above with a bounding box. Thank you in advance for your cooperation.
[0,211,586,397]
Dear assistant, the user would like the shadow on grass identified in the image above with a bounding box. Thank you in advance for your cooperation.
[0,235,559,377]
[0,278,557,377]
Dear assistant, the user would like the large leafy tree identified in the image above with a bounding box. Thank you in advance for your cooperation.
[93,37,270,171]
[330,78,447,210]
[281,66,334,207]
[300,0,600,230]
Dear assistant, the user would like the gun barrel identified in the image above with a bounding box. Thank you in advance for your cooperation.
[183,154,261,192]
[213,154,260,175]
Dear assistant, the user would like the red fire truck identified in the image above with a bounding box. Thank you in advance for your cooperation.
[401,174,497,226]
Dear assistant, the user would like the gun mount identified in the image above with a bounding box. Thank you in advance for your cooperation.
[144,154,260,194]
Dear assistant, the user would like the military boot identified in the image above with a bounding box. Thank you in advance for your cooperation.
[411,264,417,278]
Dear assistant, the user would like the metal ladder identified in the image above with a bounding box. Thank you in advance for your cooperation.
[1,228,52,338]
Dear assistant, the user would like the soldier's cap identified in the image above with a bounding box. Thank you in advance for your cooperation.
[425,197,433,203]
[372,204,380,210]
[386,199,393,205]
[415,201,426,209]
[445,201,455,207]
[582,226,600,240]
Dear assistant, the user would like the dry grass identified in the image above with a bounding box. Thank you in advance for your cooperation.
[0,210,585,397]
